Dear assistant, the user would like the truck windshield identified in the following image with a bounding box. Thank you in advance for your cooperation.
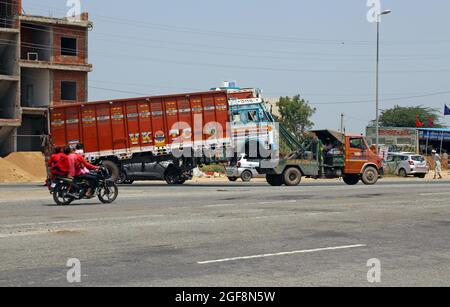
[349,138,367,150]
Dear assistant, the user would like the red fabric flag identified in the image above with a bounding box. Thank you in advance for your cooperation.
[416,115,425,127]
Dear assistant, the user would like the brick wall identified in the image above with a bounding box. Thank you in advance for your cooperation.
[52,70,87,105]
[52,25,87,65]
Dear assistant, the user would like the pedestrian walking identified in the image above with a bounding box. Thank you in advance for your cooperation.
[432,150,443,179]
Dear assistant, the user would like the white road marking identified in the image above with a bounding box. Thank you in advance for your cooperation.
[419,192,450,196]
[197,244,367,264]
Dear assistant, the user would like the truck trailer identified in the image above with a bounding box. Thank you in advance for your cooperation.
[47,86,277,184]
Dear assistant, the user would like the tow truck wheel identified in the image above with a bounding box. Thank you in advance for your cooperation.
[283,167,302,186]
[361,166,379,185]
[343,175,360,185]
[266,174,283,186]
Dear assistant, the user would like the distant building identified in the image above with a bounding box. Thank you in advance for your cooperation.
[0,0,92,156]
[366,126,450,154]
[366,127,418,148]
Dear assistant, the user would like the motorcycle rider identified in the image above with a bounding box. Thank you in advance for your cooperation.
[68,146,99,197]
[48,147,67,179]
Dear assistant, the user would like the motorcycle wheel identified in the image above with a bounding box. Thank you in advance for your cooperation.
[98,181,119,204]
[53,184,75,206]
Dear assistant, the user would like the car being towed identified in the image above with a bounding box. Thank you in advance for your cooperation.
[384,152,429,178]
[118,161,193,185]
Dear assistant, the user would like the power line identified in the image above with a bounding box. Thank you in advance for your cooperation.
[4,37,450,74]
[17,1,450,46]
[310,91,450,105]
[7,11,450,61]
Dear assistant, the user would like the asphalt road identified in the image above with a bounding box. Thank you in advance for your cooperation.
[1,179,450,287]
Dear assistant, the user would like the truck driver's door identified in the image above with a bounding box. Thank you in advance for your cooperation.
[345,136,369,174]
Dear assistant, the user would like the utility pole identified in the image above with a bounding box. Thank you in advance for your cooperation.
[375,10,392,152]
[340,113,344,133]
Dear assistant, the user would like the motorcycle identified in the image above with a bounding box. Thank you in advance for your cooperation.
[49,166,119,206]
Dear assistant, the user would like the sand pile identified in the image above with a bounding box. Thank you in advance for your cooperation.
[0,152,47,183]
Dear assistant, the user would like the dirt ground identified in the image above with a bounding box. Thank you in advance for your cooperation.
[0,152,47,183]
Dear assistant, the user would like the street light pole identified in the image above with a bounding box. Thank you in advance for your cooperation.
[375,10,391,152]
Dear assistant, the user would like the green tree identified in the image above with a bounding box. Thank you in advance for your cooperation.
[371,105,444,128]
[277,95,316,139]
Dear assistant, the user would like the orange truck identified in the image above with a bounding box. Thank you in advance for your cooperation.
[259,129,383,186]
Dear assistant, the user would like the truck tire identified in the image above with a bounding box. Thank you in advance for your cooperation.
[241,170,253,182]
[283,167,302,186]
[361,166,379,185]
[101,160,120,183]
[343,175,360,185]
[266,174,284,186]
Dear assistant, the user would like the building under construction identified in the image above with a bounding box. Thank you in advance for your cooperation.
[0,0,92,156]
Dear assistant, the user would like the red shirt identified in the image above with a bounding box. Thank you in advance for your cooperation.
[48,153,63,167]
[68,153,97,177]
[49,153,69,176]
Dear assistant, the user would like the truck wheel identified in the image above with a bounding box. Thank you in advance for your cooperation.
[101,160,120,182]
[241,170,253,182]
[266,174,284,186]
[283,167,302,186]
[361,166,379,185]
[343,175,360,185]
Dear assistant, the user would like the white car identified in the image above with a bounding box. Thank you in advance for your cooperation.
[225,154,264,182]
[384,153,429,178]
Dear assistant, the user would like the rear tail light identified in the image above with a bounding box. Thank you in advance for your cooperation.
[237,162,241,168]
[408,160,415,166]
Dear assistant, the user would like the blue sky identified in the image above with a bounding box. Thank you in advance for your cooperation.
[23,0,450,133]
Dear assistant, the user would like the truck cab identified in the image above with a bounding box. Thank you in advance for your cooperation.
[228,96,278,159]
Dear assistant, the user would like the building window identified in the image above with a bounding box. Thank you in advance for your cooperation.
[25,84,34,106]
[61,81,77,101]
[61,37,77,56]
